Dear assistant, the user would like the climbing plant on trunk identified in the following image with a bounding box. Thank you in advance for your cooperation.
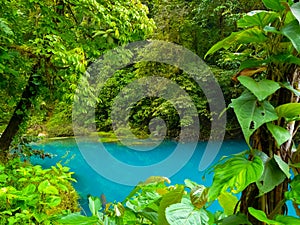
[206,0,300,224]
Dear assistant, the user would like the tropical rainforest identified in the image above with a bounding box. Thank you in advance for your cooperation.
[1,0,300,224]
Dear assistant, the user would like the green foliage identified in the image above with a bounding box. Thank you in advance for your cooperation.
[0,0,155,152]
[249,207,300,225]
[0,159,79,224]
[208,154,264,201]
[204,0,300,223]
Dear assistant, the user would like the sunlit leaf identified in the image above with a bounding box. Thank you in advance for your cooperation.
[248,207,277,224]
[208,155,264,201]
[218,192,239,215]
[58,213,99,224]
[276,103,300,119]
[275,215,300,225]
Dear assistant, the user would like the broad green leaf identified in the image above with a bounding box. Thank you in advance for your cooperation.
[257,158,286,196]
[157,186,184,225]
[238,10,279,28]
[88,196,102,216]
[208,155,264,201]
[230,91,278,144]
[262,0,285,11]
[166,203,210,225]
[58,213,99,224]
[276,103,300,119]
[219,213,252,225]
[190,185,208,209]
[205,28,267,58]
[46,196,61,207]
[238,76,280,101]
[250,207,300,224]
[290,2,300,24]
[281,20,300,53]
[274,155,291,178]
[275,215,300,225]
[266,123,291,147]
[38,180,50,193]
[122,210,137,224]
[218,192,239,215]
[248,207,279,224]
[43,185,59,195]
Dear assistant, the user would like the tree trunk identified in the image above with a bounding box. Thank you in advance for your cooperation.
[0,67,39,162]
[240,67,300,224]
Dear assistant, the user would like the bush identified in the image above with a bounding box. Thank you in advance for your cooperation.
[0,159,80,224]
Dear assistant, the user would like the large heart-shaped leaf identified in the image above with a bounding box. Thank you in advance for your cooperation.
[281,20,300,53]
[208,155,264,201]
[230,91,278,144]
[205,28,267,58]
[256,157,286,196]
[166,203,210,225]
[276,103,300,120]
[238,76,280,101]
[266,123,291,147]
[238,10,279,28]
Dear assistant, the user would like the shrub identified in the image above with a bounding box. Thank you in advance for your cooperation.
[0,159,80,224]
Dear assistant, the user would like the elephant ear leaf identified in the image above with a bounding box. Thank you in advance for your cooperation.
[205,28,267,58]
[281,20,300,53]
[229,91,278,144]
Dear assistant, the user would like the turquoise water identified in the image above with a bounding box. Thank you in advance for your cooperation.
[31,138,248,213]
[31,138,297,217]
